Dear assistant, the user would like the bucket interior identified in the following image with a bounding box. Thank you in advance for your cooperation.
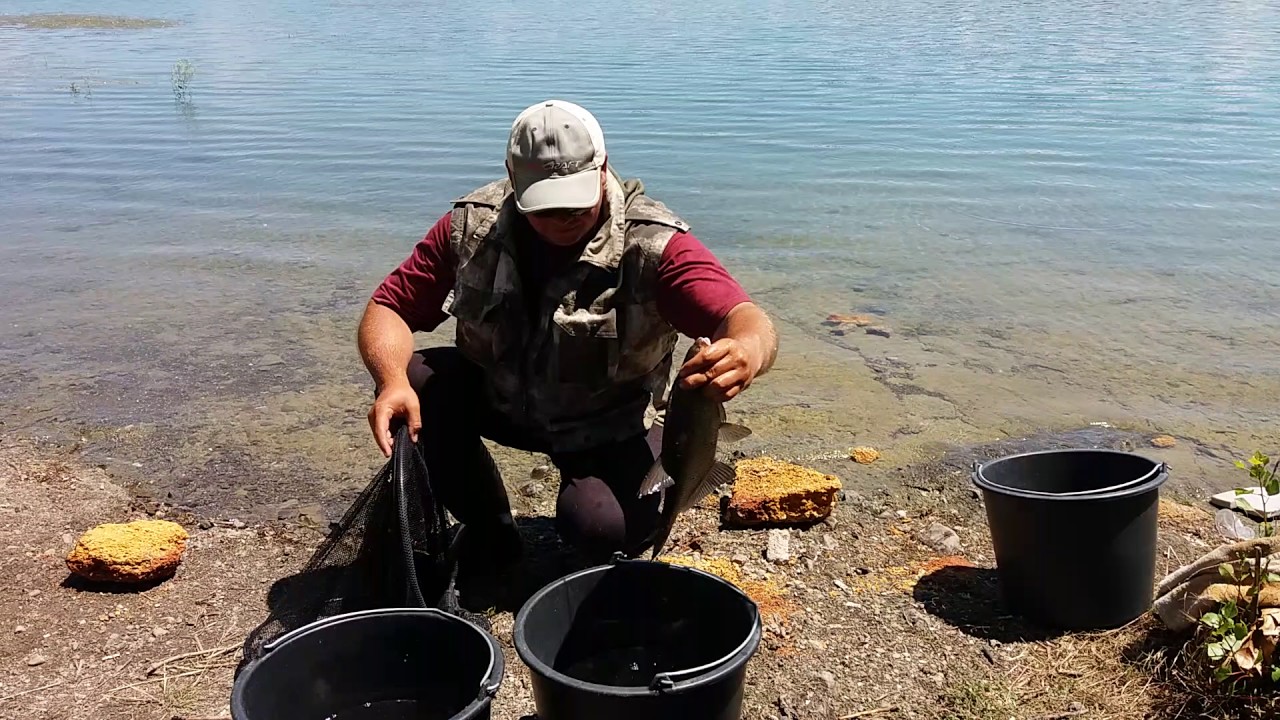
[520,562,757,688]
[234,611,493,720]
[977,450,1160,496]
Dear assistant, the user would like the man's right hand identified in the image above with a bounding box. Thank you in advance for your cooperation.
[368,379,422,457]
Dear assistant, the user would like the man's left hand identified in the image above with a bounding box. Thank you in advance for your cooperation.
[677,337,761,402]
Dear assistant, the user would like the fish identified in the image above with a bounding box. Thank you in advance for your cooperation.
[636,337,752,559]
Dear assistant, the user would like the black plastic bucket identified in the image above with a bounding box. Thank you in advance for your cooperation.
[231,608,503,720]
[973,449,1169,630]
[513,559,761,720]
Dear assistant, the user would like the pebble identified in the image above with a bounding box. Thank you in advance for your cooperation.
[1068,702,1085,713]
[833,579,850,592]
[152,627,168,638]
[823,534,838,550]
[817,671,836,691]
[26,653,47,667]
[921,523,962,554]
[198,518,214,530]
[731,553,750,565]
[28,589,41,597]
[228,519,246,529]
[865,326,892,338]
[14,626,26,634]
[766,529,791,563]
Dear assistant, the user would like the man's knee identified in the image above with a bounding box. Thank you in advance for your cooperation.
[555,476,628,554]
[554,473,661,559]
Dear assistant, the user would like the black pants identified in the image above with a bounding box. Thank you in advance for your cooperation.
[404,347,661,560]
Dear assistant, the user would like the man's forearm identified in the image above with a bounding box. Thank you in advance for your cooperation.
[358,299,416,390]
[715,301,778,377]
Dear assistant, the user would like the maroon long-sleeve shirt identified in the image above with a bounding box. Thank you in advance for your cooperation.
[372,211,752,339]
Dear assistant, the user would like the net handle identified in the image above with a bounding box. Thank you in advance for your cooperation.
[392,422,430,608]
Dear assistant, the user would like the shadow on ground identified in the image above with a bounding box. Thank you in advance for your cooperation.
[912,565,1066,643]
[454,515,593,616]
[60,573,172,594]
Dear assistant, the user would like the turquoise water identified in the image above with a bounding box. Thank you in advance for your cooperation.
[2,0,1278,508]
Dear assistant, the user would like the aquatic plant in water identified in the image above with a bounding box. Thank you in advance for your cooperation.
[171,60,195,102]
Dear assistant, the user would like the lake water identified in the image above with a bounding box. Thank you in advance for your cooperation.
[2,0,1278,512]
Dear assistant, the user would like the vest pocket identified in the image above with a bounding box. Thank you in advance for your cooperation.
[551,306,620,382]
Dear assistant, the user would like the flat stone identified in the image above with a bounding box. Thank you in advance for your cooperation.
[920,523,962,554]
[26,653,47,666]
[865,326,892,338]
[766,529,791,564]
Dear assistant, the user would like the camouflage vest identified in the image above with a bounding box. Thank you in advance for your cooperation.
[442,170,689,453]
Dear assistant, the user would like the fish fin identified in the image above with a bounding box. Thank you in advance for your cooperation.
[637,456,673,498]
[646,523,674,559]
[678,461,737,514]
[718,423,752,443]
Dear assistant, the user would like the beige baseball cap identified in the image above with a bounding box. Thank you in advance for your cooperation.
[506,99,606,213]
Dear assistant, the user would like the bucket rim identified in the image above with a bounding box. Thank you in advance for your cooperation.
[971,448,1169,501]
[512,558,762,696]
[230,607,504,720]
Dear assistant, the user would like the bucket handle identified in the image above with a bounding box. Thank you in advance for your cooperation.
[260,607,501,697]
[602,554,762,693]
[973,459,1167,498]
[648,624,758,692]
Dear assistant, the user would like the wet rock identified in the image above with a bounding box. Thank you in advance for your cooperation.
[66,519,188,584]
[297,504,326,525]
[849,446,880,464]
[920,523,962,554]
[824,313,875,327]
[865,326,892,338]
[766,529,791,564]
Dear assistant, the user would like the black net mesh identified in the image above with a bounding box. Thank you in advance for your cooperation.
[238,424,488,669]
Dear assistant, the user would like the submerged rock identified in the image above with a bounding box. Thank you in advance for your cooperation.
[849,446,881,464]
[66,519,188,584]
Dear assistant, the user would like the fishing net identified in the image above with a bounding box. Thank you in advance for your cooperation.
[238,423,488,670]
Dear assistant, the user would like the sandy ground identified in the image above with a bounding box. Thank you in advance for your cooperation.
[3,426,1264,720]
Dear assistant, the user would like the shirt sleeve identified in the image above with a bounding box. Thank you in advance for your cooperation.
[370,211,457,333]
[655,231,753,339]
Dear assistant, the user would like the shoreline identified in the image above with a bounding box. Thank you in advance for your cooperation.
[1,311,1261,528]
